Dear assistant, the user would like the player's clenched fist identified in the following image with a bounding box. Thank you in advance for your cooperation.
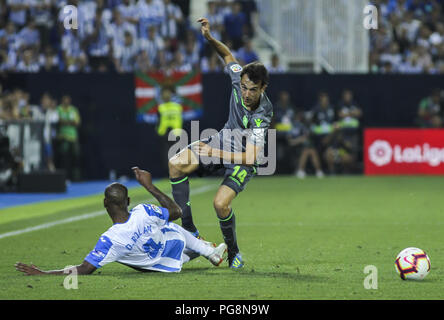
[132,166,153,188]
[197,17,211,40]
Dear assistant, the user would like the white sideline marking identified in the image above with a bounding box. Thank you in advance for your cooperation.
[0,184,217,240]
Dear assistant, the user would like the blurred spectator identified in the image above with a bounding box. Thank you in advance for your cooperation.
[28,0,54,48]
[137,0,164,39]
[379,42,402,71]
[109,8,137,54]
[139,25,164,68]
[397,50,423,73]
[86,8,111,72]
[200,49,224,73]
[0,34,17,71]
[40,92,58,171]
[273,90,294,134]
[181,34,199,69]
[289,110,324,179]
[160,0,184,40]
[416,88,443,128]
[17,19,40,50]
[308,91,336,169]
[60,28,88,73]
[337,89,362,131]
[224,1,247,50]
[135,49,152,72]
[18,91,43,119]
[238,0,258,38]
[0,91,20,120]
[55,94,81,181]
[16,48,40,72]
[266,53,286,73]
[0,133,21,191]
[205,0,224,42]
[113,30,139,73]
[117,0,139,25]
[169,50,191,72]
[236,38,258,65]
[7,0,28,27]
[335,89,362,173]
[324,128,356,175]
[39,45,60,72]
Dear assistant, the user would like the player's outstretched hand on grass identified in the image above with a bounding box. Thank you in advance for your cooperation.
[15,262,45,276]
[197,17,211,40]
[132,166,153,188]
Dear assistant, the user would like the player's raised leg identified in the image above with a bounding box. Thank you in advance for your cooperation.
[169,148,200,236]
[173,223,227,266]
[213,185,243,268]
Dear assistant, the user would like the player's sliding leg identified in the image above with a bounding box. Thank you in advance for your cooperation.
[213,185,243,268]
[169,148,200,236]
[173,223,227,266]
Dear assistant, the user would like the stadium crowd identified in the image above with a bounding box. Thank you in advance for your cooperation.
[0,0,271,74]
[273,89,363,177]
[0,86,81,184]
[370,0,444,74]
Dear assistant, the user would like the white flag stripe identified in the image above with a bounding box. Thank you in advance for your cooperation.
[176,83,202,96]
[135,83,202,99]
[135,87,156,98]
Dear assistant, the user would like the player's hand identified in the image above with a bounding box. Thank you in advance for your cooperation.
[197,17,211,39]
[15,262,45,276]
[192,142,213,157]
[132,166,153,188]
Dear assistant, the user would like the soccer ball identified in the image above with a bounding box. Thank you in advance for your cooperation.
[394,247,431,280]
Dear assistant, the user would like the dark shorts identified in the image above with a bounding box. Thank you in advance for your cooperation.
[187,137,257,194]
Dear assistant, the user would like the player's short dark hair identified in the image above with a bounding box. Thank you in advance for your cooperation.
[241,61,269,87]
[105,182,128,208]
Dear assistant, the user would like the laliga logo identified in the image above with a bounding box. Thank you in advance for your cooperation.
[368,140,392,167]
[369,139,444,167]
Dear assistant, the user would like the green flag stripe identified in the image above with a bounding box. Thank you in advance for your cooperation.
[180,96,202,110]
[136,71,160,87]
[137,99,158,114]
[174,70,198,86]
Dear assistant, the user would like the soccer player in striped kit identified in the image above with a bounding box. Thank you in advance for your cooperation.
[15,167,226,275]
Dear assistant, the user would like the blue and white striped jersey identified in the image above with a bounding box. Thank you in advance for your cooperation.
[85,203,186,272]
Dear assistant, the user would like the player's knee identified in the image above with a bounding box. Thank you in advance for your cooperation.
[213,198,230,215]
[168,157,183,177]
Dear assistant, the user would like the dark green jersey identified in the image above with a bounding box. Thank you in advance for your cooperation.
[208,62,273,154]
[224,62,273,132]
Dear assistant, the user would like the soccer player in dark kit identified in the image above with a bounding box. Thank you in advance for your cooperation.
[168,17,273,269]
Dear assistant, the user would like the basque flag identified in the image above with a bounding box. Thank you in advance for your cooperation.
[135,70,203,123]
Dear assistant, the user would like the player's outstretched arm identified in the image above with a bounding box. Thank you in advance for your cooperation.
[15,260,96,276]
[193,141,262,166]
[132,166,182,221]
[198,17,236,65]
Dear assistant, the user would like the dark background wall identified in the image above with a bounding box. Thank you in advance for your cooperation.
[1,72,442,180]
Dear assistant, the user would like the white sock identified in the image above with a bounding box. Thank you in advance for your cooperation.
[173,223,214,257]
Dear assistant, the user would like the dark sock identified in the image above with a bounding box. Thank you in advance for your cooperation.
[170,176,197,233]
[219,210,239,259]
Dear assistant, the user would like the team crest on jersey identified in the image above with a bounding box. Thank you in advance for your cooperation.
[230,64,243,73]
[150,204,162,214]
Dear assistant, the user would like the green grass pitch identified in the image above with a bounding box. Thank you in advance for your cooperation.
[0,176,443,300]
